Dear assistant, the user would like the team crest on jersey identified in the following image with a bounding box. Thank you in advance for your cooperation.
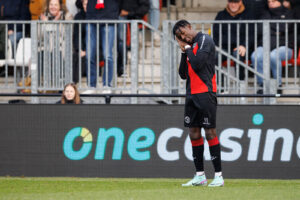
[192,42,197,48]
[185,116,190,124]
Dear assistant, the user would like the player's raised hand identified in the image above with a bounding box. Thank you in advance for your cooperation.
[176,37,188,52]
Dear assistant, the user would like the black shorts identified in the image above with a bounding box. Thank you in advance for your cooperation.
[184,92,217,128]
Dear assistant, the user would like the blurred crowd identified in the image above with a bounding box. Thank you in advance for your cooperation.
[0,0,160,93]
[213,0,300,94]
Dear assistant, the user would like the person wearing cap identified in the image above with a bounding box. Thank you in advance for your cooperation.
[213,0,254,81]
[250,0,294,94]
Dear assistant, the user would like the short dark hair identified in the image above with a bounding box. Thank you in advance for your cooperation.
[172,20,191,38]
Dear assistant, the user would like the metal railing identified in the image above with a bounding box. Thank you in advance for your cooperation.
[162,20,300,104]
[0,20,163,95]
[0,20,299,104]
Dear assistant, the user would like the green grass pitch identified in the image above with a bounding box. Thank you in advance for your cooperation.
[0,177,299,200]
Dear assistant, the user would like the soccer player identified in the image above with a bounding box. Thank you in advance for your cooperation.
[173,20,224,187]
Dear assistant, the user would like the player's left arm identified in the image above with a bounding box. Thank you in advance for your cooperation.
[185,34,214,73]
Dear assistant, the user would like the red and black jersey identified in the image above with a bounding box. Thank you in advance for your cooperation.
[179,32,217,95]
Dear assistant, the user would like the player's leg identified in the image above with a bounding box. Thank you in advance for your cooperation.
[182,127,207,186]
[200,92,224,186]
[205,128,224,187]
[182,95,207,186]
[189,127,205,176]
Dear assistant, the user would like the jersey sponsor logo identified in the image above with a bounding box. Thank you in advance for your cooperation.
[192,42,197,49]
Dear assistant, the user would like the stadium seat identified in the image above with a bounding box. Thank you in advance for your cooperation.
[282,48,300,67]
[221,60,235,67]
[5,38,31,83]
[6,38,31,67]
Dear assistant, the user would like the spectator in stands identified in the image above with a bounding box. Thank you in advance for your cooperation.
[282,0,300,11]
[251,0,294,94]
[39,0,72,88]
[76,0,84,10]
[39,0,72,57]
[57,83,83,104]
[73,0,88,83]
[283,0,292,8]
[84,0,119,94]
[30,0,45,20]
[213,0,254,80]
[243,0,268,19]
[291,0,300,48]
[289,0,300,19]
[117,0,149,77]
[40,0,72,21]
[66,0,79,18]
[284,0,300,48]
[0,0,30,53]
[30,0,67,20]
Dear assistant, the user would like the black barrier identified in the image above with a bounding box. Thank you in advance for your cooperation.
[1,93,300,97]
[0,105,299,179]
[1,93,300,105]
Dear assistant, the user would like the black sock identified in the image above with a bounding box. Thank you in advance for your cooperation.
[191,138,204,172]
[208,137,222,172]
[192,145,204,172]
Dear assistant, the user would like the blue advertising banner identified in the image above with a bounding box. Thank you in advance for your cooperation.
[0,105,299,179]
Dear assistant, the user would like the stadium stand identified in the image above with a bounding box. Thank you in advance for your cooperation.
[0,0,299,104]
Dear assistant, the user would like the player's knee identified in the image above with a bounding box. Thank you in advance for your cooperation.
[204,128,217,140]
[189,127,202,140]
[190,134,201,140]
